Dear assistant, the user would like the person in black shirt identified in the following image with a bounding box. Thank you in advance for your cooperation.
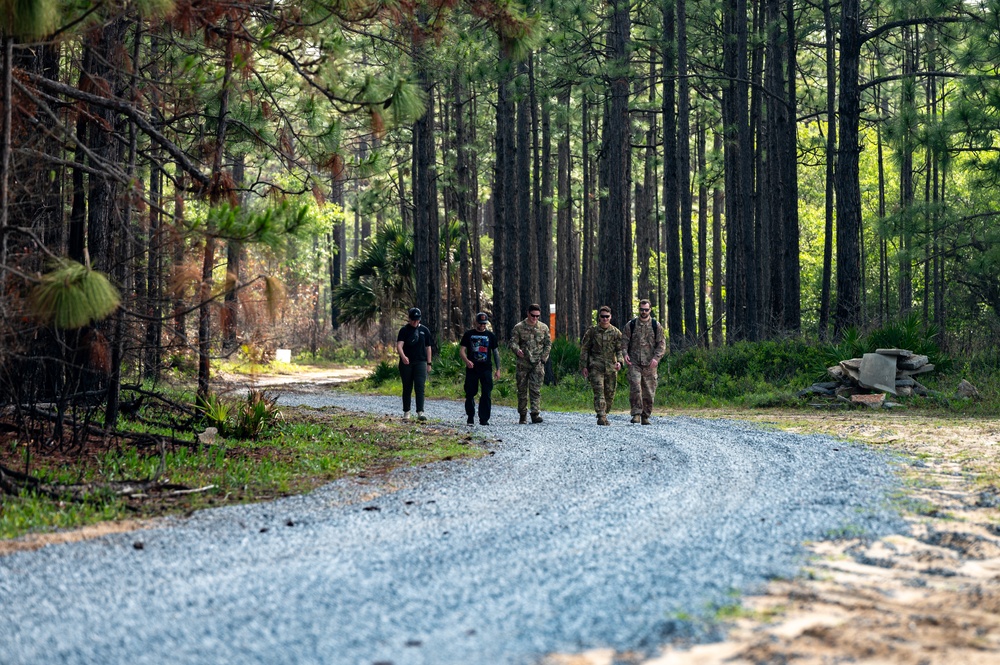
[459,312,501,426]
[396,307,433,421]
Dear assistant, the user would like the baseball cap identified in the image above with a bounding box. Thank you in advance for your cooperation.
[475,312,489,324]
[407,307,421,320]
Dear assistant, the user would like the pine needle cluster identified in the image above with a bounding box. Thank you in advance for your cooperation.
[29,260,122,330]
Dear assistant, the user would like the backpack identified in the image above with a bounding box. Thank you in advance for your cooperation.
[627,317,660,354]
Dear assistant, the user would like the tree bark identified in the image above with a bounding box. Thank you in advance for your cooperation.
[598,0,633,328]
[678,0,696,345]
[663,0,682,346]
[834,0,863,337]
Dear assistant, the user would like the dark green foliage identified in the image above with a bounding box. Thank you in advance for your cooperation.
[197,393,231,431]
[668,340,829,399]
[430,343,464,381]
[231,390,282,440]
[368,360,398,387]
[549,337,581,383]
[333,222,414,328]
[825,313,950,371]
[196,390,282,439]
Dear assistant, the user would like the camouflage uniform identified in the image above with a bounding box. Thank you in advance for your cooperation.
[621,317,666,418]
[510,318,551,417]
[579,324,624,418]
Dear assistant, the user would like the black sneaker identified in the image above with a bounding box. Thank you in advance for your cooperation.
[480,420,489,426]
[467,418,474,425]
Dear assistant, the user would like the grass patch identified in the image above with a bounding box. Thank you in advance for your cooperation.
[0,405,483,541]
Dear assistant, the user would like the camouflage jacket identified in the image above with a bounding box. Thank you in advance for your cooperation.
[579,324,624,371]
[510,319,551,366]
[621,317,666,367]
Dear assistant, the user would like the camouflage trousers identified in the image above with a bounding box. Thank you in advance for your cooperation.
[588,368,618,417]
[627,364,658,417]
[516,361,544,414]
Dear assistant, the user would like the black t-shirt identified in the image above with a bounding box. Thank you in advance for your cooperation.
[460,328,499,371]
[397,323,432,362]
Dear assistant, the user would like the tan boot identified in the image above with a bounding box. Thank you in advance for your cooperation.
[630,415,641,424]
[641,414,650,425]
[519,411,527,424]
[597,415,609,426]
[530,412,544,424]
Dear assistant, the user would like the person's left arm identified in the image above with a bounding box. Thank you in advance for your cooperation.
[540,325,552,364]
[423,327,433,370]
[491,334,501,378]
[651,321,667,368]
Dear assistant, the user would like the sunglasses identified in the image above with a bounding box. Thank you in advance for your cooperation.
[528,313,540,318]
[599,314,611,319]
[639,308,650,312]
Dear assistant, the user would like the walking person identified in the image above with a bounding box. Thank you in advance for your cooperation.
[459,312,501,426]
[621,299,666,425]
[396,307,433,421]
[580,306,624,426]
[510,303,551,424]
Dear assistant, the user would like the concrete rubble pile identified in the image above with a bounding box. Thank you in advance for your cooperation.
[799,348,935,408]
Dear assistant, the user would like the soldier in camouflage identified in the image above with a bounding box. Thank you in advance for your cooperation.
[510,303,551,424]
[579,306,624,426]
[621,299,666,425]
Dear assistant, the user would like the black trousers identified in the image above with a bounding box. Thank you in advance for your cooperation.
[399,360,427,413]
[464,368,493,423]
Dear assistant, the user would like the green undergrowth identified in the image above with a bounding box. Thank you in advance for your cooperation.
[1,402,482,541]
[347,336,1000,414]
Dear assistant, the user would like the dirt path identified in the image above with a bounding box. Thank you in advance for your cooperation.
[5,366,999,663]
[546,410,1000,665]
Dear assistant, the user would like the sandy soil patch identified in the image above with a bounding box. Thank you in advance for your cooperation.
[0,519,163,556]
[215,365,370,393]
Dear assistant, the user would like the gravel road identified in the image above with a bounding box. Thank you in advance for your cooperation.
[0,393,905,665]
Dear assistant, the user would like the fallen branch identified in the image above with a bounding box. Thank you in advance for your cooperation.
[0,463,197,501]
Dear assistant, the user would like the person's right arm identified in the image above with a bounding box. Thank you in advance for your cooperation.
[459,333,473,368]
[579,328,592,377]
[396,340,409,364]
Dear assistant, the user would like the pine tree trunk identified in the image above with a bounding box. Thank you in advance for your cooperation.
[516,59,535,312]
[598,0,633,327]
[579,93,594,336]
[819,0,836,339]
[781,0,801,333]
[663,0,682,346]
[834,0,863,338]
[494,41,518,340]
[413,68,440,344]
[556,88,576,340]
[678,0,696,345]
[712,131,724,347]
[223,154,245,351]
[697,116,708,345]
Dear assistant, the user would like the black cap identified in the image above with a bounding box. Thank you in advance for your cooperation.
[407,307,421,320]
[475,312,489,324]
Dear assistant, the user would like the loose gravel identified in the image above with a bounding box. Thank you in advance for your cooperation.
[0,393,905,665]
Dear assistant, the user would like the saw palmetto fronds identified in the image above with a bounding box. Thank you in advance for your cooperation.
[29,259,121,330]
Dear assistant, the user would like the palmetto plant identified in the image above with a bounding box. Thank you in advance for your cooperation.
[333,222,414,328]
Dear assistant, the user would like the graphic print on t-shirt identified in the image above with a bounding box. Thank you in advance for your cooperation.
[469,334,490,363]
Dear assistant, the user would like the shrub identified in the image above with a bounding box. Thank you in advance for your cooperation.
[232,390,282,440]
[368,359,398,387]
[197,393,231,430]
[824,313,950,371]
[549,337,581,383]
